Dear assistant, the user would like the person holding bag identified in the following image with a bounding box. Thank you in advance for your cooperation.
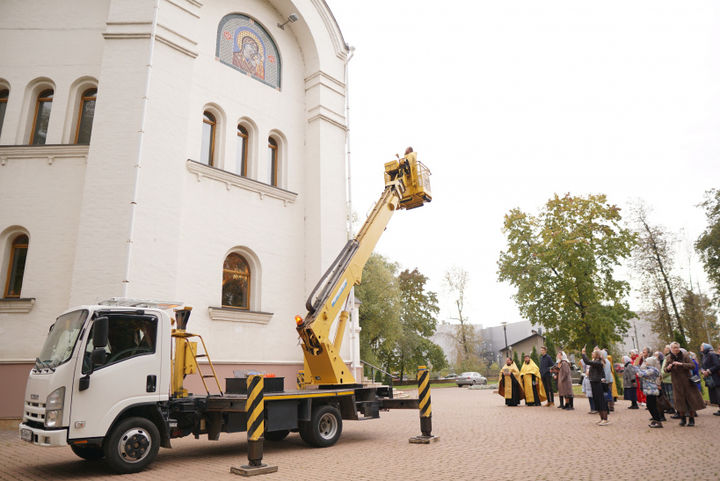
[665,342,705,426]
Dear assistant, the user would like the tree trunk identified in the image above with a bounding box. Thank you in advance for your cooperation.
[641,218,687,342]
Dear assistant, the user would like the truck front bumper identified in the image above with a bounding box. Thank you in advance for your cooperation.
[19,423,67,447]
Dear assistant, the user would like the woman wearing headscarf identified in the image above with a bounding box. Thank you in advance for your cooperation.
[556,351,574,410]
[622,356,638,409]
[665,342,705,426]
[633,348,649,405]
[497,357,524,406]
[519,354,546,406]
[601,350,615,412]
[700,343,720,416]
[582,347,610,425]
[637,356,663,428]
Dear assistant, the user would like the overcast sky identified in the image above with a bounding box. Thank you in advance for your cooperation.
[325,1,720,328]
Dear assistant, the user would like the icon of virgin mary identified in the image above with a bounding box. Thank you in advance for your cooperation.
[233,32,265,80]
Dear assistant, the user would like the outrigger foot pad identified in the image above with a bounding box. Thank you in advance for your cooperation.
[230,464,279,477]
[409,435,439,444]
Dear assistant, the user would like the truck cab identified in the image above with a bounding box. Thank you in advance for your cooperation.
[20,303,172,467]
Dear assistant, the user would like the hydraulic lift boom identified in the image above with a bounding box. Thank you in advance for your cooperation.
[296,150,432,386]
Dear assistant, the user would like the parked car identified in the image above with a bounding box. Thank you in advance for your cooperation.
[456,372,487,386]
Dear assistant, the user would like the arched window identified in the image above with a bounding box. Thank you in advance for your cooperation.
[74,88,97,144]
[30,89,53,145]
[236,125,249,176]
[222,253,250,309]
[0,89,8,136]
[201,111,216,166]
[267,137,278,186]
[4,234,28,298]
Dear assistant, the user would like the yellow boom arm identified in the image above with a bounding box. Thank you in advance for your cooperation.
[296,152,431,386]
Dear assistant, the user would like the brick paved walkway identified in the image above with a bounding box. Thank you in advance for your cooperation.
[1,388,719,480]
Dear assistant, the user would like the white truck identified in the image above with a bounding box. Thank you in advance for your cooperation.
[18,152,433,474]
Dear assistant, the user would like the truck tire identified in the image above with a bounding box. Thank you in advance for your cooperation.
[70,444,104,461]
[104,417,160,474]
[299,404,342,448]
[264,429,289,442]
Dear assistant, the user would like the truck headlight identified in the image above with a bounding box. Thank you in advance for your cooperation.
[45,387,65,428]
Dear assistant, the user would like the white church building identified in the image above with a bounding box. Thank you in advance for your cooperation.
[0,0,360,419]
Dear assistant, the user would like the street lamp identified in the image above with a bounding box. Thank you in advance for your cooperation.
[501,321,508,358]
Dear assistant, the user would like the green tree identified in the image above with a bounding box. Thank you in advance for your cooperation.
[356,253,402,373]
[393,268,446,380]
[512,350,521,368]
[530,346,540,367]
[696,189,720,301]
[545,338,557,360]
[498,194,635,349]
[681,288,719,350]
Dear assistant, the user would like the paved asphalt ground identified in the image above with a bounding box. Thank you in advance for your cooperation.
[1,387,719,480]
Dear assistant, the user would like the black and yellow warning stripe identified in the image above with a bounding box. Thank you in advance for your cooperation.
[418,368,431,418]
[246,375,264,441]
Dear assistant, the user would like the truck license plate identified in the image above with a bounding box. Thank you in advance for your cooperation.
[20,428,32,442]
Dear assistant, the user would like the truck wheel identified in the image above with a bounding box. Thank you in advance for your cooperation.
[70,444,104,461]
[299,404,342,447]
[264,430,289,442]
[104,417,160,474]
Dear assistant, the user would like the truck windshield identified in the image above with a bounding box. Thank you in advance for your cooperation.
[36,310,89,370]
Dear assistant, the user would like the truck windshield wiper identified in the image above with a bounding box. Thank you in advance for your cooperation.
[35,357,55,372]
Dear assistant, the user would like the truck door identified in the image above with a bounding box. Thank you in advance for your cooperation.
[69,312,163,439]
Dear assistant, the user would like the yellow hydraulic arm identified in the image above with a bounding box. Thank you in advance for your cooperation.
[296,150,431,386]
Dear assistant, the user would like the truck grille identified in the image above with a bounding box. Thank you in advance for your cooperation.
[24,401,46,424]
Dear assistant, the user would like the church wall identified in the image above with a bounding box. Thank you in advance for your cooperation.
[0,0,354,417]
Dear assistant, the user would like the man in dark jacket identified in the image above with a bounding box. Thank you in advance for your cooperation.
[701,343,720,415]
[539,346,554,407]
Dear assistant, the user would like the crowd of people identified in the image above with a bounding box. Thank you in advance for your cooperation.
[497,342,720,428]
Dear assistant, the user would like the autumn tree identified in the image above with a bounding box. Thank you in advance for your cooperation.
[630,203,688,345]
[696,189,720,301]
[498,193,635,349]
[444,267,483,371]
[393,268,447,380]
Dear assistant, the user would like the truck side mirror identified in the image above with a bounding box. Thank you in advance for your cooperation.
[91,347,106,367]
[93,316,109,348]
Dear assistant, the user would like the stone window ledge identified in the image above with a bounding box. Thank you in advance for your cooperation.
[0,298,36,313]
[186,160,297,206]
[0,145,89,165]
[208,307,273,324]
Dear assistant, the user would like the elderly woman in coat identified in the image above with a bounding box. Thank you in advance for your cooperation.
[622,356,638,409]
[665,342,706,426]
[555,351,574,410]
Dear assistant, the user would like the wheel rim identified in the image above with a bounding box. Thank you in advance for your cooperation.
[317,412,338,440]
[117,428,152,464]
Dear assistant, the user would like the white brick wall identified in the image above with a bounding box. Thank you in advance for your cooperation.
[0,0,352,368]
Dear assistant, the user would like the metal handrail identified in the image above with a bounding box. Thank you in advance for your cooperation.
[360,360,393,388]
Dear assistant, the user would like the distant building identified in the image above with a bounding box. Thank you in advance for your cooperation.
[499,332,546,361]
[617,313,663,354]
[431,320,542,367]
